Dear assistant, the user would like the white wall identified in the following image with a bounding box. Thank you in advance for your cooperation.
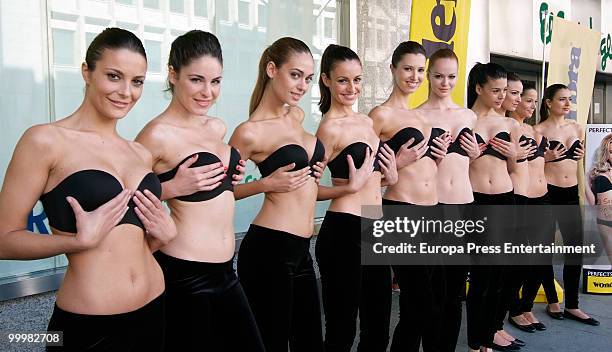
[489,0,532,58]
[465,0,489,104]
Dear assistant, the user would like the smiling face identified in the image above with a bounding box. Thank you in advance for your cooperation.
[502,79,523,112]
[547,88,572,116]
[323,59,362,107]
[169,55,222,115]
[391,53,426,94]
[515,88,537,119]
[428,57,457,98]
[267,51,314,106]
[476,77,507,109]
[82,48,147,119]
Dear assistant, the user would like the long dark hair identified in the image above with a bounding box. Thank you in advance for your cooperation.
[318,44,361,114]
[539,83,569,122]
[249,37,312,115]
[467,62,507,109]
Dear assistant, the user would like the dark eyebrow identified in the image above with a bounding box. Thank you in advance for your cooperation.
[106,68,123,75]
[188,74,223,80]
[292,68,304,75]
[106,67,145,80]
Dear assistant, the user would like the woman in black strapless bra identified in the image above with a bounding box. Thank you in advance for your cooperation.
[135,30,265,351]
[415,48,481,352]
[494,72,544,338]
[466,62,523,352]
[534,84,599,326]
[228,37,325,352]
[507,81,552,332]
[369,41,450,352]
[314,44,397,352]
[0,28,176,350]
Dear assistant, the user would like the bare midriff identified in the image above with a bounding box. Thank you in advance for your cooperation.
[384,158,437,205]
[162,192,236,263]
[55,225,164,315]
[437,154,473,204]
[253,180,318,237]
[470,156,513,194]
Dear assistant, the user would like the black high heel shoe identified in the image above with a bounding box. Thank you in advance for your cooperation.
[531,322,547,331]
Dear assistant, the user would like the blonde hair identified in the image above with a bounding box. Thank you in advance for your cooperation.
[589,134,612,179]
[249,37,311,115]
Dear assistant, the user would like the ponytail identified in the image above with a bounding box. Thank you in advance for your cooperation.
[248,37,312,115]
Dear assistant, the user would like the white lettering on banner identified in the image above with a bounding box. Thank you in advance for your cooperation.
[567,46,581,120]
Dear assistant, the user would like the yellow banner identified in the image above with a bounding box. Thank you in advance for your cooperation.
[547,17,600,126]
[584,270,612,294]
[408,0,471,108]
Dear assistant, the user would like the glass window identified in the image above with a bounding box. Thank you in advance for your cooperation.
[194,0,207,17]
[217,0,229,21]
[85,32,97,49]
[0,1,63,284]
[0,0,338,292]
[238,1,250,25]
[143,0,159,9]
[257,3,267,26]
[324,17,333,38]
[169,0,184,13]
[144,40,162,74]
[116,0,134,5]
[52,29,74,65]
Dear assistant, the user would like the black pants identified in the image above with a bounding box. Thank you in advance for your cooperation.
[46,293,165,351]
[438,203,471,352]
[154,251,264,352]
[517,193,558,312]
[545,184,584,309]
[506,194,530,318]
[383,199,446,352]
[467,191,514,350]
[238,224,324,352]
[315,211,391,352]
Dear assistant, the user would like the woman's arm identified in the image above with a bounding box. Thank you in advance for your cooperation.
[0,126,129,259]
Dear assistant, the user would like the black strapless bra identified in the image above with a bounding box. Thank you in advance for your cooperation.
[523,136,548,162]
[40,170,162,233]
[327,141,382,179]
[516,135,531,163]
[475,131,511,161]
[446,127,472,157]
[548,139,582,162]
[385,127,424,152]
[385,127,443,160]
[157,147,241,202]
[257,139,325,178]
[594,175,612,195]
